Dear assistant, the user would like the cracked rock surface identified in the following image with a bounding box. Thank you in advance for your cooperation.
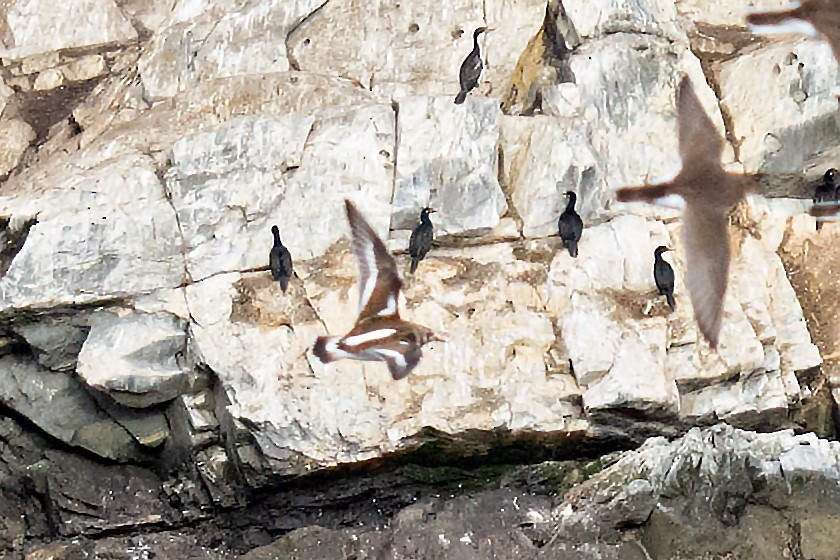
[0,0,836,557]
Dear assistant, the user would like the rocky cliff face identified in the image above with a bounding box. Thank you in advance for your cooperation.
[0,0,838,557]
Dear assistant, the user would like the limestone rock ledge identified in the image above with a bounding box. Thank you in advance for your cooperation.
[0,0,835,556]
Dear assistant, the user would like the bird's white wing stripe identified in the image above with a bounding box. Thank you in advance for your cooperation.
[377,294,397,316]
[358,242,378,313]
[653,194,687,210]
[748,19,817,36]
[376,348,407,367]
[343,328,397,347]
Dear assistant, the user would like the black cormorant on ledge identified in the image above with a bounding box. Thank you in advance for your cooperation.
[558,191,583,257]
[813,168,837,230]
[408,207,436,274]
[454,27,488,104]
[269,225,293,293]
[653,246,676,311]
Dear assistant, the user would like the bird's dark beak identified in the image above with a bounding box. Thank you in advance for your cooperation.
[428,208,437,213]
[664,247,671,252]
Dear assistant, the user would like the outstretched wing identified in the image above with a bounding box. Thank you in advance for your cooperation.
[676,76,724,173]
[344,199,402,320]
[615,182,679,203]
[375,345,423,380]
[811,201,840,221]
[682,204,730,349]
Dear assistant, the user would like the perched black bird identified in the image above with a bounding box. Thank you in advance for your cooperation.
[813,168,837,230]
[408,207,436,274]
[312,200,441,380]
[269,225,293,292]
[454,27,488,104]
[558,191,583,257]
[654,246,676,311]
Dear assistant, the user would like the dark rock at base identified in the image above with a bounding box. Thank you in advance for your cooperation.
[16,424,840,560]
[42,450,181,536]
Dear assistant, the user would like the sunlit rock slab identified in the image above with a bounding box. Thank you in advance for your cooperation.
[719,38,840,174]
[0,153,185,313]
[167,106,395,281]
[286,0,545,100]
[0,0,138,60]
[184,243,585,474]
[391,96,507,234]
[137,0,326,99]
[77,309,190,408]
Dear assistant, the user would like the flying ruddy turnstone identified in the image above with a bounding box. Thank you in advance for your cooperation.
[558,190,583,258]
[312,200,442,380]
[269,225,294,293]
[408,207,436,274]
[747,0,840,94]
[615,76,760,349]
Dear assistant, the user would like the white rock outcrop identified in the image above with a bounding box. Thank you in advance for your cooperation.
[0,0,832,476]
[77,310,190,408]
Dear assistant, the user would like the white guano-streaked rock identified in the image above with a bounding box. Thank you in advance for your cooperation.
[565,0,683,40]
[1,0,138,60]
[286,0,545,101]
[500,115,605,238]
[719,38,840,174]
[391,96,507,234]
[0,154,184,313]
[167,107,395,281]
[0,118,36,178]
[184,242,586,472]
[569,34,732,192]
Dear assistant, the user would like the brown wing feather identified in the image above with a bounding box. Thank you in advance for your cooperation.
[615,182,677,203]
[344,199,402,320]
[677,76,725,172]
[811,202,840,219]
[681,205,730,349]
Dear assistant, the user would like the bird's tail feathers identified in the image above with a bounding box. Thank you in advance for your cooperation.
[454,91,467,104]
[615,183,675,203]
[409,257,419,274]
[279,277,290,293]
[666,292,676,311]
[312,336,340,364]
[566,240,578,258]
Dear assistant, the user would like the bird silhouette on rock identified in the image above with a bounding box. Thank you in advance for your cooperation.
[269,225,293,293]
[653,246,676,311]
[408,207,435,274]
[812,168,838,229]
[455,27,488,104]
[558,190,583,258]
